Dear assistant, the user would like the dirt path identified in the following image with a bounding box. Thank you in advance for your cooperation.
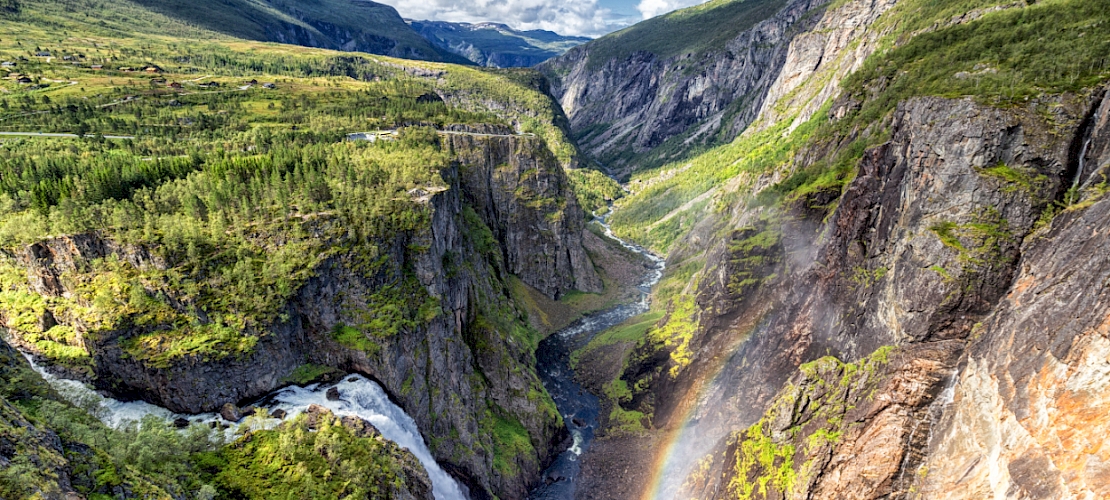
[0,131,134,139]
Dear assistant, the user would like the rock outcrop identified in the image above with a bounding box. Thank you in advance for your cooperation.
[911,184,1110,498]
[448,124,602,298]
[299,405,434,500]
[680,342,962,499]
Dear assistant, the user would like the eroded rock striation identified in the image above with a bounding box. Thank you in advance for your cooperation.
[913,181,1110,498]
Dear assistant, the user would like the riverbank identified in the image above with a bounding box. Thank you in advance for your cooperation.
[528,218,665,500]
[513,225,655,337]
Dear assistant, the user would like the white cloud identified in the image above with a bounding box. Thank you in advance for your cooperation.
[636,0,705,19]
[378,0,632,37]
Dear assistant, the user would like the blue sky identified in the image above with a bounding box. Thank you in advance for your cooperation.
[379,0,707,37]
[602,0,642,18]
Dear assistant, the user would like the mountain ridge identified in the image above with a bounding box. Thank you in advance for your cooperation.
[128,0,472,63]
[539,0,807,178]
[409,20,590,68]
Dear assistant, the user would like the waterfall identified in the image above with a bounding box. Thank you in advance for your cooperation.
[268,376,468,500]
[1074,103,1105,191]
[894,369,960,491]
[23,354,467,500]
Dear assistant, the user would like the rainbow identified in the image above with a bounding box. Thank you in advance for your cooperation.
[638,313,768,500]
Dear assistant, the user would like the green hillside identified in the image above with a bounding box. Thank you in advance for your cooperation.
[0,1,582,496]
[0,0,579,370]
[128,0,470,63]
[579,0,786,69]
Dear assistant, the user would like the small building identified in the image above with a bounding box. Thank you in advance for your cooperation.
[90,65,103,70]
[33,51,50,57]
[16,77,32,84]
[169,82,182,89]
[198,81,219,88]
[62,55,75,61]
[144,65,162,73]
[119,67,134,72]
[0,61,13,68]
[262,82,275,89]
[150,77,167,85]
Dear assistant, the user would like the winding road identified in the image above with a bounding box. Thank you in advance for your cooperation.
[0,131,135,139]
[0,127,529,143]
[347,129,537,141]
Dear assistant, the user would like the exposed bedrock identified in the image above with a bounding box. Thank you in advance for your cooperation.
[626,91,1108,497]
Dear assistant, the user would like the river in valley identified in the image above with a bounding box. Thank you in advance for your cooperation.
[528,219,665,500]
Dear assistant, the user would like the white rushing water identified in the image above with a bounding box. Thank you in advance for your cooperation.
[20,216,662,500]
[1074,103,1105,191]
[23,354,189,428]
[268,376,468,500]
[600,217,666,293]
[22,353,466,500]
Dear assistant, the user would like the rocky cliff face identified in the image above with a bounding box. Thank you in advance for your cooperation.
[1,133,597,499]
[642,89,1110,500]
[448,124,602,298]
[550,0,1110,495]
[912,137,1110,497]
[748,0,897,133]
[540,0,829,176]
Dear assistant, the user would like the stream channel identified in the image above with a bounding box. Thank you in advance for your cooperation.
[528,218,665,500]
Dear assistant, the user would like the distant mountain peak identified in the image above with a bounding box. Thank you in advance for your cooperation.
[407,19,590,67]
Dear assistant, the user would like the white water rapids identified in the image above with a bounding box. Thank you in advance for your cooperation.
[23,354,467,500]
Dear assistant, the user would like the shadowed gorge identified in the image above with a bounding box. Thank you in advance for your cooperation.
[2,0,1110,499]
